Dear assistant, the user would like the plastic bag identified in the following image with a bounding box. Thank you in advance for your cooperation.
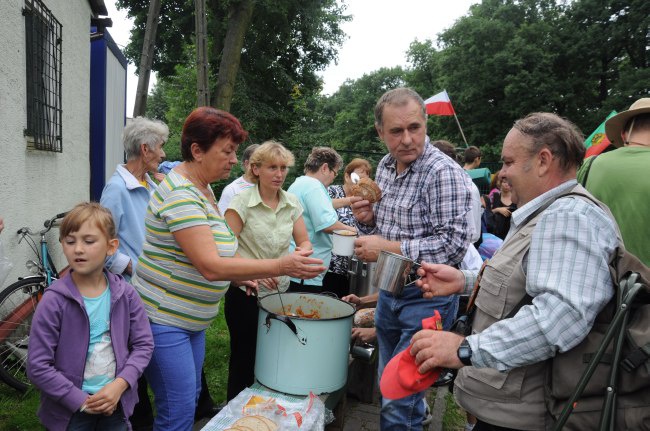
[202,387,331,431]
[0,240,13,288]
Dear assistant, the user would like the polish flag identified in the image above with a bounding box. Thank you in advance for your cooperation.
[425,90,455,116]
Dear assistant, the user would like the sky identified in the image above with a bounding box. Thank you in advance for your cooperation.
[104,0,477,116]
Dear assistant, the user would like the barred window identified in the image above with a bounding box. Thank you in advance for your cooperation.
[24,0,63,152]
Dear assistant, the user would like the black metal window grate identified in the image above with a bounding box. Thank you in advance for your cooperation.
[23,0,63,152]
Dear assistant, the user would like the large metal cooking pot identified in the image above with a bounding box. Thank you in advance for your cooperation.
[255,292,355,395]
[348,257,378,297]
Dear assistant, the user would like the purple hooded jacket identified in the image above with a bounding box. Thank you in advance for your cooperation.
[27,270,154,431]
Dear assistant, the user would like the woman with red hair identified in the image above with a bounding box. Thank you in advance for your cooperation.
[132,107,325,430]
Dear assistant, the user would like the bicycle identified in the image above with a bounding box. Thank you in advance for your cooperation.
[0,212,67,392]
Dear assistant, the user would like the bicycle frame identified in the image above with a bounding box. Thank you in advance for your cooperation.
[39,229,58,285]
[0,214,64,344]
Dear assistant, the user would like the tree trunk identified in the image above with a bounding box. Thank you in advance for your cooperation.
[195,0,210,106]
[212,0,254,111]
[133,0,162,117]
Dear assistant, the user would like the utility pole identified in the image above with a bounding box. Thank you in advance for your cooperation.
[195,0,210,107]
[133,0,161,117]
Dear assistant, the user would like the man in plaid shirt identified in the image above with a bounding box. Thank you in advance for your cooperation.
[352,87,472,430]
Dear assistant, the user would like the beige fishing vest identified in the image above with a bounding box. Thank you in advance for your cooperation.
[455,185,650,430]
[454,195,554,430]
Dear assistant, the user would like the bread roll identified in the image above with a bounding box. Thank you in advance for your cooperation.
[350,177,382,203]
[354,308,375,328]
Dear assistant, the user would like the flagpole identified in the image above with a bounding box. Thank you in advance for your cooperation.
[453,112,469,147]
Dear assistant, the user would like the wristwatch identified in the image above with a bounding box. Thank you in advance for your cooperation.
[457,338,473,366]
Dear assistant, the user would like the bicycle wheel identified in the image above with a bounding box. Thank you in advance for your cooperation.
[0,277,46,392]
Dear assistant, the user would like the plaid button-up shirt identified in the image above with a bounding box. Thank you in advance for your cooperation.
[360,143,472,266]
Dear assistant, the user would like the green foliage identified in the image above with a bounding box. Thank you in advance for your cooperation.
[118,0,350,139]
[136,0,648,174]
[406,0,649,155]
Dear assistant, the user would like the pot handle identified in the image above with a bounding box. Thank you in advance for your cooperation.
[264,313,307,345]
[348,258,362,276]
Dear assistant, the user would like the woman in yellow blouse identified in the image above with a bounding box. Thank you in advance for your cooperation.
[223,141,311,400]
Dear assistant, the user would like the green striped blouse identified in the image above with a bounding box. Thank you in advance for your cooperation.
[132,170,237,331]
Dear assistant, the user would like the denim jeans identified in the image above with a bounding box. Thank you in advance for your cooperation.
[67,404,127,430]
[375,286,458,431]
[144,323,205,431]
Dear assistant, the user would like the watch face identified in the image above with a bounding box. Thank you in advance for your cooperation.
[458,340,472,366]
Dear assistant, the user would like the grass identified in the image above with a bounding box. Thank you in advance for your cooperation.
[424,386,467,431]
[0,304,231,431]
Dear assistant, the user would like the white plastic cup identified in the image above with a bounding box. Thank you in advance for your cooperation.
[332,230,357,256]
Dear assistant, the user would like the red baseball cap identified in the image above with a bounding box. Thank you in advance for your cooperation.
[380,312,442,400]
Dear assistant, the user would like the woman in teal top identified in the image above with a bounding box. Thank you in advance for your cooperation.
[286,147,357,291]
[223,141,312,400]
[132,108,325,430]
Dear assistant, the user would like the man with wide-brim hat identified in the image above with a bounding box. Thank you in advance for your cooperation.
[604,97,650,147]
[578,97,650,264]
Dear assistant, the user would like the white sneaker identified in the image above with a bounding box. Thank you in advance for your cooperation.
[422,398,433,426]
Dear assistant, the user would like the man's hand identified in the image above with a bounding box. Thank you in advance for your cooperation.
[415,262,465,298]
[84,378,129,415]
[258,277,279,291]
[354,235,390,262]
[352,327,377,344]
[350,197,374,225]
[342,294,361,306]
[410,330,465,373]
[233,280,259,296]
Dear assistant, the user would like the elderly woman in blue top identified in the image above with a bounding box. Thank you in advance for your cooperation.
[100,117,168,278]
[100,117,171,429]
[286,147,357,293]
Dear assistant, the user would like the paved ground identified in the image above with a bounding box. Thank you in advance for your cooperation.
[338,390,381,430]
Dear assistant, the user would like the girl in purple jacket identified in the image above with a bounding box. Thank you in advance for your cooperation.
[27,203,153,431]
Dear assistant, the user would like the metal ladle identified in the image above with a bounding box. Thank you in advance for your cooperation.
[260,279,288,316]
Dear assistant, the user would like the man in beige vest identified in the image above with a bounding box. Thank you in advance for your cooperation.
[409,113,619,430]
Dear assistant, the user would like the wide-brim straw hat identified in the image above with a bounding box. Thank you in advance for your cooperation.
[605,98,650,147]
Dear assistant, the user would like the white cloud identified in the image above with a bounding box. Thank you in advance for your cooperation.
[319,0,476,94]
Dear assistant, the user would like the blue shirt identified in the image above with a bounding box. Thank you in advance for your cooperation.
[288,175,338,286]
[100,165,157,276]
[82,279,115,393]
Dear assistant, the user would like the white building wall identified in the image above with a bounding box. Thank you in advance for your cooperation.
[0,0,93,285]
[105,48,127,182]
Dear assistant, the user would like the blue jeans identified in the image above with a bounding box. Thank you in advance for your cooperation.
[145,323,205,431]
[375,286,458,431]
[67,404,127,430]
